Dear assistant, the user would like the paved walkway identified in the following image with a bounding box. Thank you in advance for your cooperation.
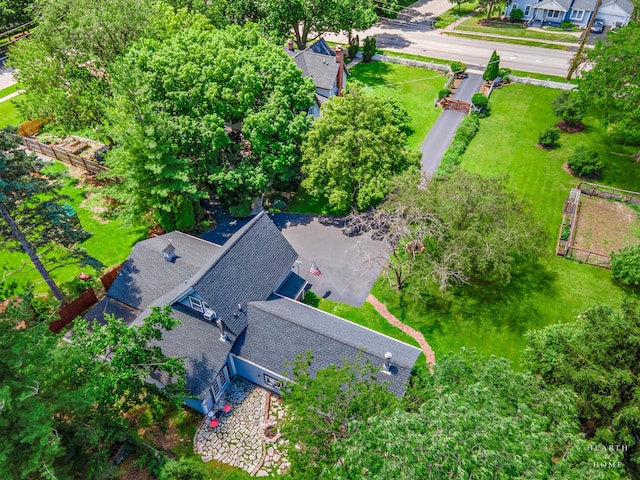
[0,90,23,103]
[194,378,289,476]
[420,72,484,175]
[366,294,436,368]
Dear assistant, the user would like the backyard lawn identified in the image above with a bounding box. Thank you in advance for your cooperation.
[1,161,147,297]
[332,83,638,368]
[0,95,23,128]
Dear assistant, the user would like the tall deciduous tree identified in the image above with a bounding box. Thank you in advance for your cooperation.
[0,0,33,26]
[106,24,315,228]
[301,84,420,213]
[524,300,640,477]
[578,22,640,150]
[280,352,398,479]
[331,350,624,479]
[0,292,186,479]
[261,0,377,49]
[0,128,92,303]
[349,170,546,291]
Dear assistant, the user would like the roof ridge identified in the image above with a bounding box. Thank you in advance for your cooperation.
[249,298,422,357]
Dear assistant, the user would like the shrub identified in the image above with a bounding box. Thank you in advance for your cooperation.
[611,244,640,287]
[160,458,207,480]
[471,93,489,109]
[272,199,286,211]
[174,195,195,232]
[438,88,451,99]
[510,8,524,21]
[498,67,511,82]
[348,35,360,59]
[363,36,376,62]
[560,20,572,29]
[301,289,320,307]
[567,144,604,177]
[229,202,252,218]
[560,224,571,241]
[450,61,466,77]
[552,91,586,127]
[437,114,481,175]
[538,126,560,147]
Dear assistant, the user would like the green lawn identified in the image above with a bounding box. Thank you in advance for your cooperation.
[0,96,23,128]
[457,17,580,42]
[349,61,445,150]
[0,82,22,99]
[1,161,147,297]
[434,2,478,29]
[447,32,572,50]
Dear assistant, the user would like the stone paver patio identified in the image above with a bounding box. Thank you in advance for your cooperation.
[194,378,289,476]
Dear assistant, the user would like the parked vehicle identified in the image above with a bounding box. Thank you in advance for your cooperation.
[590,19,605,34]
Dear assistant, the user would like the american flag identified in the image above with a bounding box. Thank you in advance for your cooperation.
[309,262,322,276]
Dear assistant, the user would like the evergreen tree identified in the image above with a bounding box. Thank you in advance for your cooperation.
[483,50,500,82]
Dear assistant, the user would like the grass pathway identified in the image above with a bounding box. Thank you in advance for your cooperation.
[366,294,436,368]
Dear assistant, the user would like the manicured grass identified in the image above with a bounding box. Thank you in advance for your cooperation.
[457,17,580,42]
[378,49,450,67]
[0,82,22,99]
[510,70,577,84]
[0,95,23,128]
[319,298,421,348]
[286,188,346,215]
[434,2,479,29]
[349,61,445,150]
[1,161,147,296]
[446,32,572,50]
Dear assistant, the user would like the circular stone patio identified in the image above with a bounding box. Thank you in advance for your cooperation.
[194,378,289,476]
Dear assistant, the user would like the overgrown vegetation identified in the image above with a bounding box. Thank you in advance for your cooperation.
[437,114,480,174]
[610,244,640,287]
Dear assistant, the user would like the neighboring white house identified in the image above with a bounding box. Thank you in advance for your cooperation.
[285,38,348,117]
[507,0,634,27]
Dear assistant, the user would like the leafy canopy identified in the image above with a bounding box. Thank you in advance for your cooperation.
[301,84,421,213]
[524,300,640,477]
[610,244,640,287]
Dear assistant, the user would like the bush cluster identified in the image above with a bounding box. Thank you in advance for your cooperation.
[229,202,252,218]
[510,8,524,21]
[348,34,360,59]
[437,114,481,175]
[438,88,451,99]
[611,244,640,287]
[567,144,604,177]
[538,126,560,147]
[363,36,376,62]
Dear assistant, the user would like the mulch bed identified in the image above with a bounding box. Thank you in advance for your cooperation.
[556,120,585,133]
[536,143,555,150]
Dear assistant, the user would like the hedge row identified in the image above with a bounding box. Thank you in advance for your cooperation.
[436,113,480,175]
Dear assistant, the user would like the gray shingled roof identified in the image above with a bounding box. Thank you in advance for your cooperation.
[158,303,234,399]
[535,0,570,10]
[307,38,335,56]
[234,298,422,397]
[291,51,340,91]
[108,232,221,310]
[571,0,596,10]
[601,0,634,13]
[189,212,299,335]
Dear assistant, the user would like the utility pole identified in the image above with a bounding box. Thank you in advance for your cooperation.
[566,0,603,80]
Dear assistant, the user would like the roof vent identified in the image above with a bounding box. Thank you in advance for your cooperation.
[204,308,217,321]
[162,241,176,262]
[217,318,228,342]
[382,352,393,374]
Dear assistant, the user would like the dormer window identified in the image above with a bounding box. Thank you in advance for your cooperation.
[189,296,204,313]
[162,242,176,262]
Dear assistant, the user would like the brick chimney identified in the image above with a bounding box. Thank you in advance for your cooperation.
[287,39,294,51]
[335,46,345,96]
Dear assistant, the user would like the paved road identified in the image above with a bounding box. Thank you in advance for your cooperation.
[420,73,484,175]
[0,71,16,91]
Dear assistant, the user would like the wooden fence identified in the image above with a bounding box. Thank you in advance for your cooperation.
[100,262,124,291]
[22,137,108,175]
[578,181,640,206]
[556,188,580,256]
[50,287,98,333]
[566,246,611,269]
[441,98,472,114]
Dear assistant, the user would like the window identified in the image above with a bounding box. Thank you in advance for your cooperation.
[512,3,518,10]
[264,374,282,389]
[524,5,531,15]
[189,296,204,313]
[211,365,229,399]
[570,9,584,20]
[547,10,561,19]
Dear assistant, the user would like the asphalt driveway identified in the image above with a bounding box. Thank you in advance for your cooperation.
[202,210,390,307]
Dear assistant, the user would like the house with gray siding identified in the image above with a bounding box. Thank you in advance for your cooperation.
[86,212,421,414]
[507,0,633,27]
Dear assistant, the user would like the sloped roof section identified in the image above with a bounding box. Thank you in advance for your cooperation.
[291,51,340,91]
[108,232,222,311]
[601,0,634,14]
[234,298,422,397]
[190,212,299,335]
[534,0,570,10]
[159,303,234,399]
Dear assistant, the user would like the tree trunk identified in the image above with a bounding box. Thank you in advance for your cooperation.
[0,203,67,304]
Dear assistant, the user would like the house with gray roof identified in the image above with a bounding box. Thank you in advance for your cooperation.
[87,212,421,414]
[506,0,633,28]
[285,38,348,117]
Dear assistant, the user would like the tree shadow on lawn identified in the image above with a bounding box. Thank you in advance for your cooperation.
[350,61,395,88]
